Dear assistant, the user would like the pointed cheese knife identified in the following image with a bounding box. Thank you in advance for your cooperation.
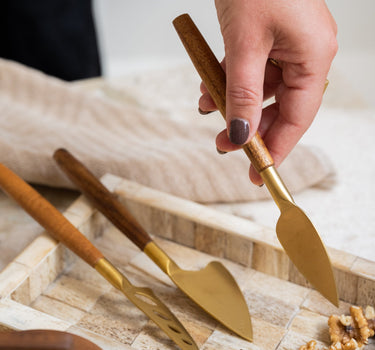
[0,163,198,350]
[53,148,253,341]
[172,13,339,306]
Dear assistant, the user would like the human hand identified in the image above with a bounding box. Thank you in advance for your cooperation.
[199,0,338,185]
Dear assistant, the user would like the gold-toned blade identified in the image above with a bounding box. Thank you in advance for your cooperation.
[261,166,339,306]
[276,204,339,306]
[96,258,198,350]
[172,262,252,341]
[53,148,253,342]
[145,242,253,341]
[172,13,337,307]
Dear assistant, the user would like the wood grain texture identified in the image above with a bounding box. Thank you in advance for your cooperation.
[53,149,152,250]
[0,163,103,267]
[173,14,274,172]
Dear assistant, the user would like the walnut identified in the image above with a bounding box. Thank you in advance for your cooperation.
[329,341,342,350]
[300,340,318,350]
[300,306,375,350]
[365,306,375,338]
[341,338,359,350]
[350,306,372,345]
[328,315,354,345]
[328,306,372,348]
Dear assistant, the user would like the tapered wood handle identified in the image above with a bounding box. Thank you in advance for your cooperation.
[0,163,103,267]
[0,330,72,349]
[173,13,274,172]
[53,149,152,251]
[0,329,102,349]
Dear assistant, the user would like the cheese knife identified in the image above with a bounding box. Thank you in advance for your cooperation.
[53,148,253,341]
[172,13,339,306]
[0,162,198,350]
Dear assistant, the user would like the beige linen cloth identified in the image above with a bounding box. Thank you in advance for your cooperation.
[0,59,334,203]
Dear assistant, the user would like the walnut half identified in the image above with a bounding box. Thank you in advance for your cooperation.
[328,306,374,349]
[299,306,375,350]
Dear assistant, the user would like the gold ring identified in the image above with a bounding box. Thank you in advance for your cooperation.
[268,58,281,68]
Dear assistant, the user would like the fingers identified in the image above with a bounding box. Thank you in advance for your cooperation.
[263,61,283,101]
[252,72,327,184]
[216,72,328,186]
[198,92,216,114]
[215,101,278,153]
[205,0,337,187]
[199,59,281,115]
[224,47,269,145]
[216,129,265,185]
[216,129,243,153]
[249,102,279,185]
[199,47,277,152]
[264,85,323,167]
[198,59,226,114]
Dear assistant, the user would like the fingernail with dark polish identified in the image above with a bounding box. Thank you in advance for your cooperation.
[198,107,213,115]
[216,147,227,155]
[229,118,250,145]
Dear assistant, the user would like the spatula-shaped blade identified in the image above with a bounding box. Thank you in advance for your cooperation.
[276,203,338,305]
[170,261,252,341]
[53,148,253,341]
[145,244,254,341]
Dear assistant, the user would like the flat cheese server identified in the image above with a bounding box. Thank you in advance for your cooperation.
[0,163,198,350]
[53,148,253,341]
[173,13,338,307]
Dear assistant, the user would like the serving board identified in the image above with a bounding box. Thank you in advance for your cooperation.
[0,174,374,350]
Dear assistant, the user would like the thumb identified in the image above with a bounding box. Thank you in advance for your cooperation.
[224,40,269,145]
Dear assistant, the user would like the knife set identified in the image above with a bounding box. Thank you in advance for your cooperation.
[0,14,337,350]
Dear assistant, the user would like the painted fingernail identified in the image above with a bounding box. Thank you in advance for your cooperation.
[198,107,213,115]
[229,118,250,145]
[216,147,227,155]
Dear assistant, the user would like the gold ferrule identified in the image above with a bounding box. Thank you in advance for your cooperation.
[95,258,130,290]
[260,166,294,210]
[144,242,178,275]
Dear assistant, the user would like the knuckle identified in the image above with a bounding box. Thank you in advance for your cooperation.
[328,36,339,56]
[319,30,339,57]
[309,33,338,62]
[227,85,262,108]
[332,21,338,37]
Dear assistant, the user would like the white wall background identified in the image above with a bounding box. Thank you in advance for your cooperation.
[93,0,375,107]
[93,1,221,75]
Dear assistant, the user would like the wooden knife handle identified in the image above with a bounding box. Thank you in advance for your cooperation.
[0,330,72,349]
[0,329,102,349]
[173,13,274,173]
[0,163,103,267]
[53,149,152,251]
